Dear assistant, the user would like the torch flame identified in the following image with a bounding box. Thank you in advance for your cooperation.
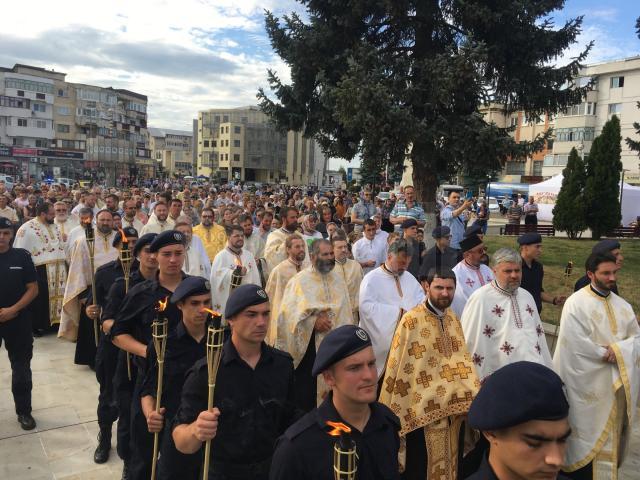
[82,218,92,226]
[118,227,129,244]
[202,308,222,317]
[156,296,169,312]
[326,421,351,436]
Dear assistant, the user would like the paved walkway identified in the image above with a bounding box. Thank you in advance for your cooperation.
[1,334,639,479]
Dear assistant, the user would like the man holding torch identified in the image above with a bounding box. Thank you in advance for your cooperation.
[111,229,188,480]
[269,325,401,480]
[172,284,296,480]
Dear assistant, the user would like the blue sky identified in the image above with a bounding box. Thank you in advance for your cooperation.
[0,0,637,170]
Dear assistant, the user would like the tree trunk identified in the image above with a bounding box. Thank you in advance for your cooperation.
[411,149,438,249]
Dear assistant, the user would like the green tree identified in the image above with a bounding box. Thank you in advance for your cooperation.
[552,147,586,239]
[584,115,622,239]
[258,1,590,211]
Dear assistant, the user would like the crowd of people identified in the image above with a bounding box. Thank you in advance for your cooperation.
[0,178,636,480]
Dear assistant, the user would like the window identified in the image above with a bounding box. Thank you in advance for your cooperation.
[57,124,70,133]
[220,126,224,134]
[0,95,30,108]
[225,154,229,161]
[555,127,594,142]
[543,154,569,167]
[505,162,525,175]
[234,126,241,134]
[57,106,71,115]
[212,140,217,147]
[33,103,46,112]
[610,76,624,88]
[233,154,240,162]
[234,140,240,147]
[58,89,65,97]
[204,140,210,148]
[35,139,49,148]
[546,140,554,151]
[17,90,24,97]
[223,115,229,122]
[5,78,54,94]
[224,139,229,147]
[36,93,45,100]
[608,103,622,114]
[36,120,47,128]
[225,126,229,133]
[17,119,28,127]
[533,161,543,176]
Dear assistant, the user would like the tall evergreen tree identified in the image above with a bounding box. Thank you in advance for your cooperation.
[552,147,586,239]
[584,115,622,239]
[258,1,591,211]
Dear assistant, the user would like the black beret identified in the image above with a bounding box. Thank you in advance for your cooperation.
[401,218,418,230]
[464,224,482,239]
[592,239,620,254]
[149,230,186,253]
[460,234,483,253]
[432,225,451,239]
[113,226,138,248]
[133,233,157,257]
[0,217,12,230]
[468,361,569,431]
[517,232,542,246]
[171,277,211,304]
[312,325,372,376]
[225,284,269,319]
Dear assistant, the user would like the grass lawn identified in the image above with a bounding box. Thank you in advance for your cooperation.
[485,236,640,325]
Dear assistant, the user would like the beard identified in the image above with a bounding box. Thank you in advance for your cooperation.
[45,217,55,225]
[429,294,452,310]
[315,259,335,274]
[593,276,616,293]
[98,225,112,235]
[294,252,306,263]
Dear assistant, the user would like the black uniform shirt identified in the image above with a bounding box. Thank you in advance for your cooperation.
[141,320,206,418]
[173,340,295,465]
[0,247,37,308]
[419,245,458,278]
[111,272,186,343]
[87,259,138,321]
[102,269,147,322]
[520,258,544,313]
[269,393,401,480]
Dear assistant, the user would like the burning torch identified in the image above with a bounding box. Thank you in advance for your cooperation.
[150,297,169,480]
[202,308,224,480]
[83,219,99,347]
[230,255,244,290]
[118,228,134,381]
[327,421,358,480]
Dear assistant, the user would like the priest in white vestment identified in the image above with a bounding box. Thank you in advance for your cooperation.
[240,213,266,259]
[59,211,118,362]
[174,216,211,279]
[210,224,260,323]
[140,202,174,235]
[553,252,640,479]
[265,233,306,345]
[53,201,79,246]
[460,248,552,382]
[451,235,494,318]
[263,206,309,276]
[331,232,363,322]
[14,203,67,330]
[65,207,94,257]
[121,199,145,232]
[358,238,426,378]
[275,239,353,410]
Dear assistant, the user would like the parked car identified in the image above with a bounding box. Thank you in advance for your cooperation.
[488,197,500,214]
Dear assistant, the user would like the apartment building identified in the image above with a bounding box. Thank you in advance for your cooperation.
[197,106,327,185]
[149,127,193,178]
[0,64,149,185]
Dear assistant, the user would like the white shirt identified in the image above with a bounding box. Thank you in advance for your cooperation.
[352,237,387,275]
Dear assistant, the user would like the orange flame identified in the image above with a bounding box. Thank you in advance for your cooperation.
[118,228,129,244]
[156,296,169,312]
[202,308,222,317]
[234,256,242,267]
[326,421,351,436]
[82,218,92,226]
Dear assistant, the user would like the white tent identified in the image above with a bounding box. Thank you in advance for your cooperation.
[529,174,640,226]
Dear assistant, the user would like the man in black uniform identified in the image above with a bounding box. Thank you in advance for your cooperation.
[574,239,623,294]
[270,325,401,480]
[0,217,39,430]
[419,226,458,279]
[465,361,571,480]
[88,226,139,464]
[142,276,211,479]
[112,230,188,480]
[173,284,296,480]
[518,232,566,314]
[103,232,158,479]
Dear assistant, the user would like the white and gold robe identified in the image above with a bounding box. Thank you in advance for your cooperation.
[553,286,640,477]
[265,258,302,345]
[54,215,79,248]
[336,258,363,322]
[451,260,495,318]
[14,219,67,325]
[183,235,211,279]
[460,282,552,382]
[275,267,353,404]
[58,230,118,341]
[263,227,310,276]
[139,217,174,235]
[210,247,261,322]
[380,303,480,479]
[244,231,266,260]
[358,265,426,378]
[121,215,144,233]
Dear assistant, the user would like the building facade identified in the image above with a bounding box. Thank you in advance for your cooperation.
[0,64,149,185]
[197,106,326,185]
[149,127,193,178]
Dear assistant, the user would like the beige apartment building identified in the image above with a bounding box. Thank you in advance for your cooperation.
[197,106,326,185]
[149,127,193,178]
